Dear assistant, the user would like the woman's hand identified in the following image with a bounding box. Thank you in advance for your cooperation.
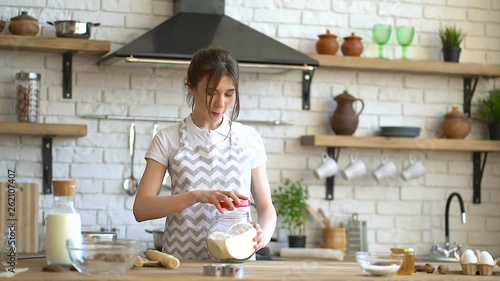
[194,190,248,213]
[253,223,265,251]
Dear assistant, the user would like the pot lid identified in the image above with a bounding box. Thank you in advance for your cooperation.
[220,199,251,209]
[11,11,38,22]
[318,29,337,38]
[444,106,467,119]
[344,32,362,40]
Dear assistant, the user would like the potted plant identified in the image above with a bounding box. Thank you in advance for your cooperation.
[438,25,465,62]
[476,93,500,140]
[272,177,309,248]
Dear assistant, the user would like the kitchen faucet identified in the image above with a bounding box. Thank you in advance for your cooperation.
[433,192,467,258]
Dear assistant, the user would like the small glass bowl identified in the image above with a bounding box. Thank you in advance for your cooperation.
[355,252,405,276]
[66,237,140,275]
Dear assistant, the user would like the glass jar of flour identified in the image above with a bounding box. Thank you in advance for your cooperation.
[206,199,256,263]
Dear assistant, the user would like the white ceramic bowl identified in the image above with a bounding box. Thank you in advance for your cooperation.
[66,237,140,275]
[355,252,404,276]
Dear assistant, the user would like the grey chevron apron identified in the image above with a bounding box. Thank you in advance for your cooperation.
[163,119,252,259]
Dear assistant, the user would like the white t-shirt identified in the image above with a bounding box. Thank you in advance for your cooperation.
[145,115,267,171]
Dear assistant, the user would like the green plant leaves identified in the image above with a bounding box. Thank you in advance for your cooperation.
[477,94,500,124]
[272,178,309,236]
[438,25,464,48]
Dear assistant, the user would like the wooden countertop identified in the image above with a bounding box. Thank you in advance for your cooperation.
[5,258,499,280]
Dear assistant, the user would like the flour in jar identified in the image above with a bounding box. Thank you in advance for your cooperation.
[207,223,257,260]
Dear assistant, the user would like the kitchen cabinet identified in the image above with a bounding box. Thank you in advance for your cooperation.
[303,55,500,203]
[7,258,499,280]
[0,35,110,99]
[0,122,87,194]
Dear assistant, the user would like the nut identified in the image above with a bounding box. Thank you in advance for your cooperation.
[415,264,427,272]
[42,264,65,272]
[424,263,435,273]
[438,265,448,274]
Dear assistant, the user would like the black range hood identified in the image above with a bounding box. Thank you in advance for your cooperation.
[98,0,317,109]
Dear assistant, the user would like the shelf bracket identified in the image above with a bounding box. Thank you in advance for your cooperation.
[302,68,315,110]
[42,136,54,194]
[472,152,488,204]
[463,77,479,118]
[63,51,76,99]
[325,147,340,201]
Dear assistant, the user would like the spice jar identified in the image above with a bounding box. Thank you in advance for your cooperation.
[206,199,256,263]
[45,180,82,265]
[15,71,41,123]
[391,247,415,275]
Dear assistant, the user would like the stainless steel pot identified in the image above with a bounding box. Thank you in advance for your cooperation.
[47,21,100,39]
[145,229,164,250]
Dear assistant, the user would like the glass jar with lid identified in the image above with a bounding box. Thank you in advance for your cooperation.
[206,199,256,263]
[391,247,415,275]
[15,71,41,123]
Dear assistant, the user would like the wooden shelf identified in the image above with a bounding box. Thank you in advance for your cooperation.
[301,135,500,152]
[308,54,500,78]
[0,35,110,55]
[0,121,87,194]
[0,122,87,137]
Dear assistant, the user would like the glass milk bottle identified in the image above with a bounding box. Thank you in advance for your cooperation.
[45,180,81,265]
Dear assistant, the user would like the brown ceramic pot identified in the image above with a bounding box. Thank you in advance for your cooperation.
[316,29,339,55]
[341,32,363,57]
[0,20,5,33]
[9,11,39,36]
[441,106,471,139]
[330,90,365,135]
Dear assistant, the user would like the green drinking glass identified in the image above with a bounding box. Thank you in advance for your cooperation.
[372,24,392,59]
[395,26,415,60]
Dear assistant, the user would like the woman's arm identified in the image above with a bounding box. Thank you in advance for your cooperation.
[133,159,248,222]
[250,163,277,250]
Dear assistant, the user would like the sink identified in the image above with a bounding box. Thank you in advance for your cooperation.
[417,256,458,263]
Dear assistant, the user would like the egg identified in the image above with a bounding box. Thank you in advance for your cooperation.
[461,249,478,264]
[478,251,494,265]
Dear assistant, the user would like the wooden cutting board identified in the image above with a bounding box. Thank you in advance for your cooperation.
[0,182,39,253]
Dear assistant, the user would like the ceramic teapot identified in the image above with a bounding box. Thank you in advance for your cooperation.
[330,90,365,135]
[316,29,339,55]
[440,106,470,139]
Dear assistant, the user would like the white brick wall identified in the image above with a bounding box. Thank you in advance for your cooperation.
[0,0,499,256]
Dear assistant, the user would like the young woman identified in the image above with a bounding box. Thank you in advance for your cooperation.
[133,47,276,260]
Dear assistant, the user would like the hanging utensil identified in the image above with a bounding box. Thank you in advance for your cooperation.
[123,123,138,196]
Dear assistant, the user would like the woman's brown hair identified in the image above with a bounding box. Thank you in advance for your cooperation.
[185,47,240,124]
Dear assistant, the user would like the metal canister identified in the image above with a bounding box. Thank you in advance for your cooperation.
[391,247,415,275]
[15,71,41,123]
